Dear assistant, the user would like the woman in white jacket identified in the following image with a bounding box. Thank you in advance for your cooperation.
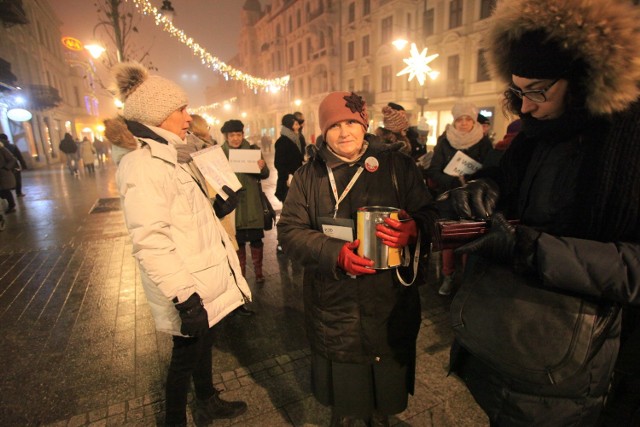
[112,62,251,427]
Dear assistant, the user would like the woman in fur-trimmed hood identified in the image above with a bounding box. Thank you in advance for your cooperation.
[443,0,640,425]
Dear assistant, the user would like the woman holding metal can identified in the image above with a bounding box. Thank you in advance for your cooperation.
[277,91,437,426]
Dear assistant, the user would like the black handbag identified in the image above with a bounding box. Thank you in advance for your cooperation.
[259,183,276,231]
[451,261,615,385]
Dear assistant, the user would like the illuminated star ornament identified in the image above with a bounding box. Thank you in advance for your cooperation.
[397,43,440,86]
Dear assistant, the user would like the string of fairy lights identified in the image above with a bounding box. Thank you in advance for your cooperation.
[188,97,237,116]
[127,0,290,92]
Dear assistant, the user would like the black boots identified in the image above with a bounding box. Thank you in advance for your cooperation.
[194,390,247,426]
[236,245,247,277]
[250,244,265,284]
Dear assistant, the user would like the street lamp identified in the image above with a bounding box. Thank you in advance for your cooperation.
[392,38,409,51]
[84,43,106,59]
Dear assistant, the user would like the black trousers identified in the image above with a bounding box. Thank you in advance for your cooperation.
[0,189,14,209]
[13,171,22,195]
[165,327,216,424]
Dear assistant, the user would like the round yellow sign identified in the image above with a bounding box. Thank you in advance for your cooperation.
[61,37,83,51]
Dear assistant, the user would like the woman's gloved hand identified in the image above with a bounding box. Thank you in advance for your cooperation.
[174,292,209,337]
[213,185,239,218]
[455,213,540,274]
[455,213,515,262]
[175,139,198,164]
[376,210,417,248]
[438,178,499,219]
[337,240,376,276]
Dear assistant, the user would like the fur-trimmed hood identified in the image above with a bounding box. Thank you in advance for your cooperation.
[484,0,640,115]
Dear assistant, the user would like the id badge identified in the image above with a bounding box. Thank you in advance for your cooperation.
[317,216,355,242]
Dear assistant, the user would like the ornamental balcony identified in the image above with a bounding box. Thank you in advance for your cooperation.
[26,84,62,110]
[0,0,28,27]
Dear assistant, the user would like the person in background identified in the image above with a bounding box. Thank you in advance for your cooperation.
[0,133,27,197]
[406,126,427,163]
[294,111,307,148]
[260,132,272,153]
[79,137,96,174]
[112,62,249,427]
[274,113,304,203]
[494,119,521,151]
[278,91,438,426]
[59,132,79,176]
[425,102,492,296]
[476,113,493,142]
[220,119,269,287]
[380,103,411,155]
[483,119,523,170]
[0,143,18,214]
[444,0,640,424]
[188,114,217,148]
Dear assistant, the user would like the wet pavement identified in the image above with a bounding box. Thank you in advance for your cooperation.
[0,150,488,426]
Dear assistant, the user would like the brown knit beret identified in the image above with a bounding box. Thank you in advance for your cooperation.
[318,91,369,136]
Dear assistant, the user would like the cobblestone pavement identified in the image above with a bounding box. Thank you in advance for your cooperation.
[0,151,488,426]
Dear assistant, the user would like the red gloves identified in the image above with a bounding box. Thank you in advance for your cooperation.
[375,210,417,248]
[337,240,376,276]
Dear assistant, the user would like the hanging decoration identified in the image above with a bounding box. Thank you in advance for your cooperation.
[189,97,237,115]
[127,0,290,91]
[396,43,439,86]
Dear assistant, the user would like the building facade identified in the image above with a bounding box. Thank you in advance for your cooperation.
[206,0,505,147]
[0,0,101,167]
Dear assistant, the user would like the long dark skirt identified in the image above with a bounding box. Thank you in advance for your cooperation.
[236,228,264,244]
[310,352,410,418]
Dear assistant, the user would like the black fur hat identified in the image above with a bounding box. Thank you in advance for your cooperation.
[220,119,244,134]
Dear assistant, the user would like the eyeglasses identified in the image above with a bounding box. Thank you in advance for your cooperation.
[509,79,559,103]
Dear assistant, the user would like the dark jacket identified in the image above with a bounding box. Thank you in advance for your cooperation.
[451,108,640,425]
[1,142,26,170]
[277,136,438,366]
[59,135,78,154]
[274,134,305,201]
[221,139,269,230]
[425,133,492,195]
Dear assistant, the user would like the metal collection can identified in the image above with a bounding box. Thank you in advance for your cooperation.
[356,206,402,269]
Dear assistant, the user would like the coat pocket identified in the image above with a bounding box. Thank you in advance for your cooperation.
[451,261,600,385]
[184,250,228,305]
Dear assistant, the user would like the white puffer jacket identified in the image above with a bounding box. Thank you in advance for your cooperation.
[116,125,251,336]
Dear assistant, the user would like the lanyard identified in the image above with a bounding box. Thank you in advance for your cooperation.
[327,165,364,218]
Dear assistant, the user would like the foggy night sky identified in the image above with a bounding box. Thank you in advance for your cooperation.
[55,0,266,112]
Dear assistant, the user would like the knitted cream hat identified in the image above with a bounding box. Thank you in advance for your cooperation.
[318,91,369,136]
[451,102,478,122]
[112,62,188,126]
[382,106,409,133]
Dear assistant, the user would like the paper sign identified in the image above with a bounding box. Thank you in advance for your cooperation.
[190,145,242,199]
[443,151,483,176]
[229,149,261,173]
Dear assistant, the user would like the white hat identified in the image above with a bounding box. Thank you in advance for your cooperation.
[112,62,188,126]
[451,102,478,122]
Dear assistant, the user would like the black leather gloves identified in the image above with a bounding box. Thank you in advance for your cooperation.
[455,213,515,261]
[174,292,209,337]
[455,213,541,274]
[440,178,499,219]
[213,185,239,218]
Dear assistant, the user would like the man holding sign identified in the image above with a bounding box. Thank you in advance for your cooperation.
[425,102,492,296]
